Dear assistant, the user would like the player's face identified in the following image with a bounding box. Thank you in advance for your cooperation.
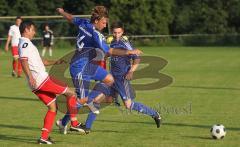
[28,25,36,39]
[94,17,108,31]
[45,26,49,30]
[113,28,124,41]
[16,19,22,26]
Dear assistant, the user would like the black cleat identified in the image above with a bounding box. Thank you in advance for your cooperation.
[11,71,16,77]
[37,137,55,144]
[153,112,161,128]
[70,123,90,134]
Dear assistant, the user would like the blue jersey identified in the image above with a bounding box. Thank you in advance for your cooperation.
[70,17,110,68]
[110,37,139,76]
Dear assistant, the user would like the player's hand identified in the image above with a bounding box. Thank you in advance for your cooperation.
[127,49,142,55]
[56,8,64,14]
[29,76,37,89]
[125,71,133,80]
[4,46,8,52]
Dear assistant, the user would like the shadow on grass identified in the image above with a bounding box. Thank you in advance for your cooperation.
[171,85,240,91]
[0,96,38,102]
[0,123,39,131]
[182,135,213,140]
[0,134,36,144]
[164,122,240,131]
[96,119,153,125]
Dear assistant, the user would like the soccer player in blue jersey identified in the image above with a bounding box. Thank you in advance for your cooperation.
[108,22,161,128]
[55,6,142,134]
[85,22,162,131]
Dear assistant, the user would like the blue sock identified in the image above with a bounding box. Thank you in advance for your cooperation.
[131,102,157,117]
[61,102,83,126]
[61,112,70,126]
[87,90,101,103]
[85,112,97,129]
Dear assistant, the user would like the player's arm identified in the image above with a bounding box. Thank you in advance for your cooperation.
[4,35,12,52]
[42,58,66,66]
[109,48,142,56]
[125,58,140,80]
[56,8,73,23]
[20,59,36,88]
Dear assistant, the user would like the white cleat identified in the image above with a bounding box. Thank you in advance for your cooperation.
[56,119,68,135]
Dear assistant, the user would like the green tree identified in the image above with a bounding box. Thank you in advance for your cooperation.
[110,0,174,35]
[7,0,39,15]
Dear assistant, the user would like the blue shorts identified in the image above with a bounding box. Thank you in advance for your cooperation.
[70,62,108,98]
[110,76,135,101]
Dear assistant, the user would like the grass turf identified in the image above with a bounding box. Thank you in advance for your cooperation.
[0,46,240,146]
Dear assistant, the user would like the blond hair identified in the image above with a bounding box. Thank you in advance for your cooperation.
[90,6,108,23]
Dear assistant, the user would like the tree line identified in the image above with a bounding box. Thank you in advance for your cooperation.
[0,0,240,36]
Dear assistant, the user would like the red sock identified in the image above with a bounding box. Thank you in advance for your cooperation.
[71,120,79,127]
[67,96,79,126]
[17,59,22,76]
[12,60,17,72]
[41,110,56,140]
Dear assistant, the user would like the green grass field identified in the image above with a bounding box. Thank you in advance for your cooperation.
[0,46,240,146]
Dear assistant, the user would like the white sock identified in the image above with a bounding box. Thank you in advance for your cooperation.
[49,48,52,57]
[42,48,46,57]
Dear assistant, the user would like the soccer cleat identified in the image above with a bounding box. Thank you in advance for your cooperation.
[153,112,161,128]
[11,71,16,77]
[86,101,100,114]
[37,137,55,144]
[56,119,68,135]
[70,123,90,134]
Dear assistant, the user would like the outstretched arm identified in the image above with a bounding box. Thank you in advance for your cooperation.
[56,8,73,23]
[42,58,67,66]
[108,48,142,56]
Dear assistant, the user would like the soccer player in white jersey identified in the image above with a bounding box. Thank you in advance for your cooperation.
[5,16,22,77]
[18,20,88,144]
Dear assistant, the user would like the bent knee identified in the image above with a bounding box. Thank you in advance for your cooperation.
[103,74,114,86]
[64,88,76,97]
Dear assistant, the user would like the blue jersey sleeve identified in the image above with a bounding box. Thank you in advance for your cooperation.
[93,30,110,53]
[72,17,89,26]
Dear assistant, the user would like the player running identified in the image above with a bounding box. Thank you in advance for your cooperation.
[55,6,142,134]
[108,22,161,128]
[19,20,88,144]
[5,16,22,78]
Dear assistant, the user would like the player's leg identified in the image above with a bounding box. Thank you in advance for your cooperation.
[57,68,93,133]
[11,46,19,77]
[117,77,162,128]
[35,91,57,144]
[83,66,114,133]
[42,46,46,57]
[39,76,84,134]
[49,46,52,57]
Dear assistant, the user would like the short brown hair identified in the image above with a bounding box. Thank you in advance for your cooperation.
[90,6,108,23]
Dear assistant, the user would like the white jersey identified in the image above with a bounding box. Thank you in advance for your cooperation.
[8,25,21,46]
[19,37,48,90]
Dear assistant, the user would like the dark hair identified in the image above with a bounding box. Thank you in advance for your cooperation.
[111,21,124,30]
[90,6,108,23]
[19,20,35,35]
[16,16,22,20]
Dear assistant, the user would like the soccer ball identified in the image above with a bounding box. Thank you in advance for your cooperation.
[210,124,226,139]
